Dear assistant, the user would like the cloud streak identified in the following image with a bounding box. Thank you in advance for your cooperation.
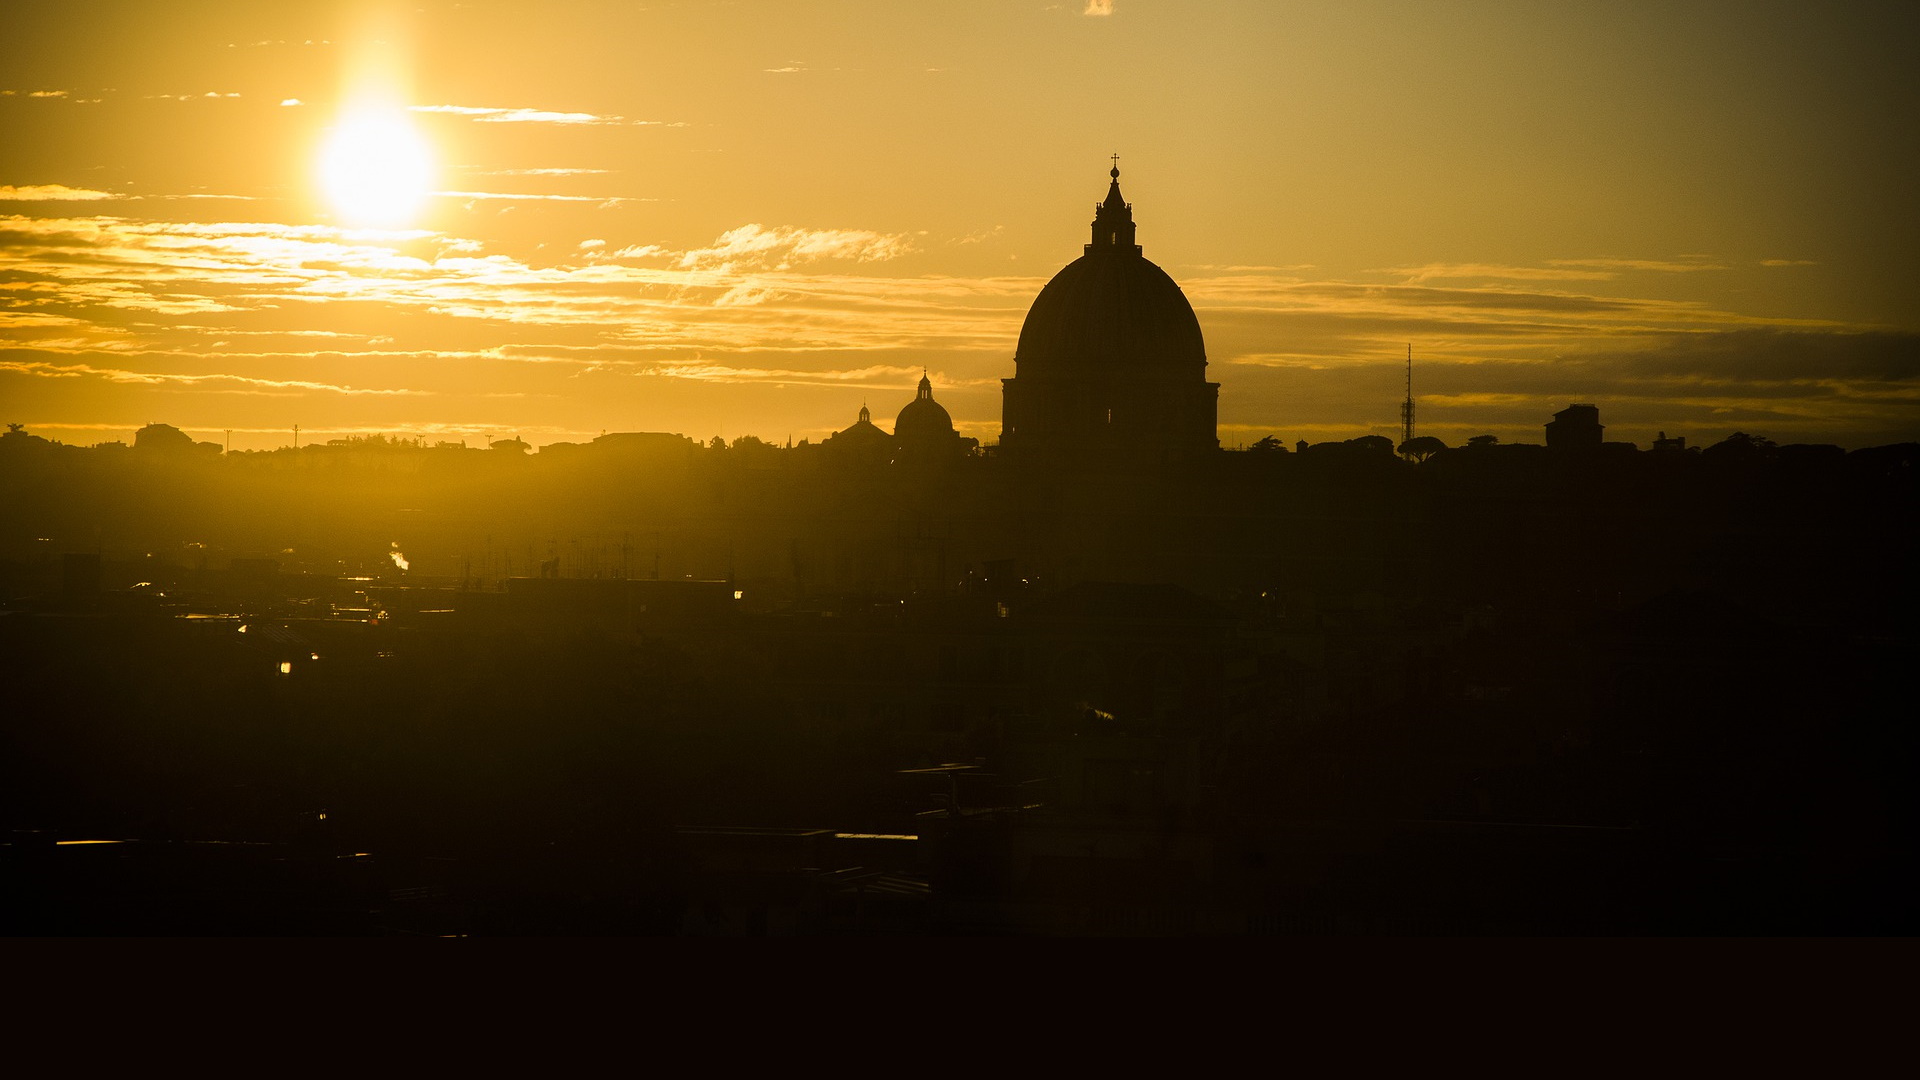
[0,359,421,396]
[0,185,126,202]
[410,104,665,126]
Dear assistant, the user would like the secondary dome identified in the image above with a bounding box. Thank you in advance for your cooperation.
[895,373,955,442]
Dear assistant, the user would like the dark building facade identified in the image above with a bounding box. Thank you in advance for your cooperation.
[895,373,973,463]
[1546,404,1604,452]
[1000,167,1219,464]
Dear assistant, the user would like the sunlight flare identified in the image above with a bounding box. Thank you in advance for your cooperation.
[319,107,433,227]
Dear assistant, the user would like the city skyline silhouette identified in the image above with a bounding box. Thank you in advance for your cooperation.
[3,3,1916,453]
[2,2,1914,936]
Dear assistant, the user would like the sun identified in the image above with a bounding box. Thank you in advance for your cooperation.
[319,108,433,227]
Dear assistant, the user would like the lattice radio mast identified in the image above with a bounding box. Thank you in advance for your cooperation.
[1399,344,1415,454]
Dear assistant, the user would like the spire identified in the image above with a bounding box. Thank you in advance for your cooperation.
[1088,156,1141,255]
[917,370,933,401]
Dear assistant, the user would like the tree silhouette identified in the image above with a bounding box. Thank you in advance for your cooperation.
[1704,431,1778,462]
[1399,435,1446,462]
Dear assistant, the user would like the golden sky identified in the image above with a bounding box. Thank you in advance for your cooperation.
[2,0,1915,450]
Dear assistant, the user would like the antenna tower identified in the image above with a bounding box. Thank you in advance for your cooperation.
[1399,344,1415,454]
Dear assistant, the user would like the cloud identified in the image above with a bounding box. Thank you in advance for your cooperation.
[1385,263,1616,283]
[1547,257,1726,273]
[1084,1,1115,15]
[0,185,126,202]
[0,359,421,396]
[0,213,1026,364]
[646,361,941,387]
[482,168,613,177]
[1217,323,1920,447]
[410,104,658,126]
[436,190,632,204]
[1761,259,1818,268]
[674,224,916,271]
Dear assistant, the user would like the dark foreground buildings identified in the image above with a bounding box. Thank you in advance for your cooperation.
[2,170,1915,935]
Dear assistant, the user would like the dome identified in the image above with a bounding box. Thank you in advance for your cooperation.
[1014,252,1206,376]
[1012,164,1206,378]
[895,373,955,443]
[998,164,1219,460]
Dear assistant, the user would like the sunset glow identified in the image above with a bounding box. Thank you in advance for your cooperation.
[0,2,1913,451]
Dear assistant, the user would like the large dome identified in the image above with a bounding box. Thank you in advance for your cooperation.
[999,165,1219,461]
[1014,251,1206,376]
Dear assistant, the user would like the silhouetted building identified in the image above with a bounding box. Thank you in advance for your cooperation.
[1000,166,1219,464]
[134,422,195,454]
[822,404,896,466]
[1652,431,1687,453]
[1546,404,1603,452]
[894,373,974,463]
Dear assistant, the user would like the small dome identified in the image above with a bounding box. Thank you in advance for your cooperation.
[895,373,955,444]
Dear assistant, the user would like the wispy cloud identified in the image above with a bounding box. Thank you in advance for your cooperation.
[435,190,634,205]
[647,361,948,388]
[1084,1,1115,15]
[481,168,614,177]
[0,359,422,396]
[0,185,126,202]
[672,224,916,271]
[0,214,1026,362]
[410,104,664,126]
[1547,257,1726,273]
[1385,263,1615,283]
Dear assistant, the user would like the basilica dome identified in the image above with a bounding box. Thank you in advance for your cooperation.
[1013,193,1206,377]
[998,166,1219,461]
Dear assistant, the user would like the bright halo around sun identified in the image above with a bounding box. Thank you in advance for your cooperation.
[319,108,433,227]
